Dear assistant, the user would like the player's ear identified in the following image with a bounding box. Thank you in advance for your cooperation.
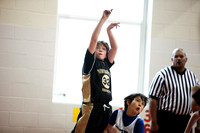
[126,100,131,105]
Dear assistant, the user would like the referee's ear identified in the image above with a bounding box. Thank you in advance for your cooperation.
[171,57,174,63]
[185,57,188,62]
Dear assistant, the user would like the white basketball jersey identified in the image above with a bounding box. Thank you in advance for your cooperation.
[115,110,139,133]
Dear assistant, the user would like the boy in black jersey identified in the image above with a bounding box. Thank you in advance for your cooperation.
[71,9,120,133]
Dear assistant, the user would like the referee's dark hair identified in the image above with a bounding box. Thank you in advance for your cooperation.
[124,93,148,111]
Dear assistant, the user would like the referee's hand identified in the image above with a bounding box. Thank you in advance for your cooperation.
[151,123,159,133]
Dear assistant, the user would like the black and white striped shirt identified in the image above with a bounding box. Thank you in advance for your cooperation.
[149,66,199,115]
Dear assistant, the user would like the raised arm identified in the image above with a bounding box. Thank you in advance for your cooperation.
[88,9,112,54]
[107,22,120,63]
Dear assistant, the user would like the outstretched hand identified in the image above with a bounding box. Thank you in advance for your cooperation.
[107,23,120,31]
[102,9,113,20]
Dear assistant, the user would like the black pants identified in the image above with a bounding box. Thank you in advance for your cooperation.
[157,110,191,133]
[86,103,112,133]
[71,103,112,133]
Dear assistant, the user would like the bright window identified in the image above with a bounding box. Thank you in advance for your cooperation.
[53,0,152,106]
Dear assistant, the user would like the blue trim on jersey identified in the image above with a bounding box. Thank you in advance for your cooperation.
[108,110,145,133]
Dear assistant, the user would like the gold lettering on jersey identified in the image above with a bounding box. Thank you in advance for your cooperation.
[102,88,111,93]
[97,69,111,76]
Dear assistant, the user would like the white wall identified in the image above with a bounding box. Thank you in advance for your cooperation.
[0,0,200,133]
[0,0,74,132]
[149,0,200,81]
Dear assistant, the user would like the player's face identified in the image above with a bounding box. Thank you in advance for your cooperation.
[127,96,145,116]
[95,43,107,60]
[171,50,187,69]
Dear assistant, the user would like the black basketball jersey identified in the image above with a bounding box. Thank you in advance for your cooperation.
[82,49,114,104]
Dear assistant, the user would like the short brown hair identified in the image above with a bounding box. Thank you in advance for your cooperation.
[97,41,110,53]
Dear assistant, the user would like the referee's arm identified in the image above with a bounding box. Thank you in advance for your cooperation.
[149,97,159,133]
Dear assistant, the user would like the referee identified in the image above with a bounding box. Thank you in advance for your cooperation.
[149,48,199,133]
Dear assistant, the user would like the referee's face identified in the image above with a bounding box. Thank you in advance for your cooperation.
[171,50,187,69]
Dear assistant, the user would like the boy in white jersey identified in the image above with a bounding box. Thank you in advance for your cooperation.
[106,93,148,133]
[185,85,200,133]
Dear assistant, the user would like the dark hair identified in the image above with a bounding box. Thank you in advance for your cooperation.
[97,41,110,53]
[124,93,148,111]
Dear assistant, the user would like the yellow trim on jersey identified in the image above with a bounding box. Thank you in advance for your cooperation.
[82,74,91,103]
